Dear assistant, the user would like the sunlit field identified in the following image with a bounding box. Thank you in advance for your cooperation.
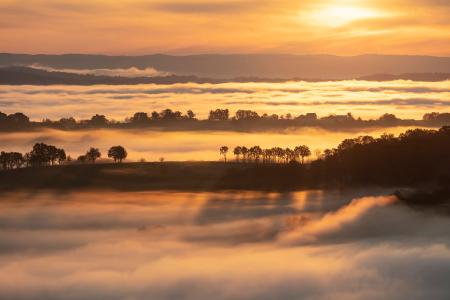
[1,190,449,300]
[1,80,449,121]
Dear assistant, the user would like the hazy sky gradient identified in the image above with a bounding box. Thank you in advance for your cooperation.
[0,0,449,55]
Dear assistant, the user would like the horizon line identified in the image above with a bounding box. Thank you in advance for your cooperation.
[1,52,450,58]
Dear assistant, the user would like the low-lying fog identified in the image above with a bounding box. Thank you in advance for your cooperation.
[0,126,426,161]
[1,189,449,300]
[1,80,449,120]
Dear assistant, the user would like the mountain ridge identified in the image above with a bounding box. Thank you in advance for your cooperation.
[1,66,449,85]
[1,53,449,79]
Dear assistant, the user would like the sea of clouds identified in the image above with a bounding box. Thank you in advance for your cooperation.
[0,189,449,300]
[0,80,449,121]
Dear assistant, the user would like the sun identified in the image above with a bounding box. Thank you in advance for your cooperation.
[308,5,380,27]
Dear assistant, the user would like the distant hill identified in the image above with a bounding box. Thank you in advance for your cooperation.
[1,66,449,85]
[0,66,212,85]
[1,53,450,79]
[358,73,450,82]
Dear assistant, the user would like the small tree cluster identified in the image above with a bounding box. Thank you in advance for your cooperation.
[1,143,130,170]
[0,152,24,169]
[77,148,101,163]
[108,146,127,163]
[0,143,66,170]
[28,143,66,166]
[128,109,197,124]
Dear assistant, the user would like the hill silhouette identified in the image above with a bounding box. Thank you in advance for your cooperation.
[1,53,450,79]
[1,66,449,85]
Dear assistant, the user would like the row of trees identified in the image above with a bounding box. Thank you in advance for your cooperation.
[2,110,449,130]
[0,112,30,125]
[0,144,128,170]
[219,145,312,164]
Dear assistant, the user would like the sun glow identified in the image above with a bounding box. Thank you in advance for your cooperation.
[308,5,381,27]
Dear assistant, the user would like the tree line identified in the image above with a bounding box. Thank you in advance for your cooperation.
[219,145,311,164]
[309,126,450,186]
[2,126,449,189]
[0,144,128,170]
[219,126,450,190]
[1,109,449,131]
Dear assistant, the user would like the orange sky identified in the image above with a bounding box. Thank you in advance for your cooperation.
[0,0,449,55]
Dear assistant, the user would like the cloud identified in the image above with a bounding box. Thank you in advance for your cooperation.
[344,86,450,93]
[226,98,450,107]
[150,1,257,14]
[29,64,169,77]
[1,190,450,299]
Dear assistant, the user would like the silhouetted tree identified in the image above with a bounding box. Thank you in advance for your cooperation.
[220,146,229,162]
[108,146,127,163]
[47,145,60,165]
[151,111,160,120]
[323,149,333,158]
[241,146,248,162]
[7,112,29,124]
[130,112,150,124]
[23,153,31,167]
[56,148,66,164]
[423,112,450,125]
[235,110,259,120]
[379,113,399,123]
[233,146,242,162]
[295,145,311,164]
[27,143,66,166]
[186,110,196,120]
[90,114,108,126]
[160,109,182,120]
[58,117,77,129]
[29,143,50,166]
[0,152,8,169]
[0,152,24,169]
[285,148,295,163]
[249,146,262,162]
[209,109,229,121]
[86,148,101,163]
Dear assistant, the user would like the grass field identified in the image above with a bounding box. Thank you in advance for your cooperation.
[0,162,315,192]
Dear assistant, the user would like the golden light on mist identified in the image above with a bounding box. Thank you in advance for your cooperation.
[306,4,383,27]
